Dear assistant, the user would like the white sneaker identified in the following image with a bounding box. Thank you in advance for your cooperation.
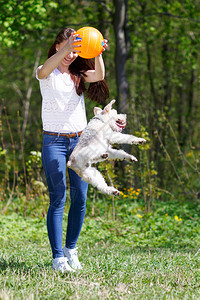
[63,246,82,270]
[52,257,75,273]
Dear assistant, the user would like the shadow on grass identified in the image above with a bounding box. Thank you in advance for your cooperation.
[85,239,200,255]
[0,256,52,273]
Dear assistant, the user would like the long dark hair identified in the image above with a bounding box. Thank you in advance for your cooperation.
[48,27,109,104]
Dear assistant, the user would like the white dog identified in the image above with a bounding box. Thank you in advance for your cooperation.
[67,100,146,195]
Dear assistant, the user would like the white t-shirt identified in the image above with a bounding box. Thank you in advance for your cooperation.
[36,66,87,133]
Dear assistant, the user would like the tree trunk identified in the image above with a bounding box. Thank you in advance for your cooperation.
[21,50,41,143]
[113,0,129,113]
[113,0,130,186]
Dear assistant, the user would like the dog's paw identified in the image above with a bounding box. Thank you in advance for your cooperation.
[112,190,121,196]
[132,138,146,145]
[129,155,138,162]
[101,153,109,159]
[106,187,121,196]
[112,189,121,196]
[138,138,146,144]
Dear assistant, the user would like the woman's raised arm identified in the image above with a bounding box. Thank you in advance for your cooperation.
[37,34,80,79]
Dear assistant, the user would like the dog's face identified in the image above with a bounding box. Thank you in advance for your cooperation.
[93,100,127,132]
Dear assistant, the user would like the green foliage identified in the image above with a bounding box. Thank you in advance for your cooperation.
[85,193,200,248]
[0,0,200,215]
[0,0,49,47]
[26,151,43,181]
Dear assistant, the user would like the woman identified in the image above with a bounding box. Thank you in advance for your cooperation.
[36,27,109,273]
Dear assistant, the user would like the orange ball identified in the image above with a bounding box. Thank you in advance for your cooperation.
[75,27,105,59]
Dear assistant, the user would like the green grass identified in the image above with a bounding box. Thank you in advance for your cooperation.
[1,204,200,299]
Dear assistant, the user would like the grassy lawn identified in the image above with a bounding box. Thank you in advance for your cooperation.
[1,206,200,299]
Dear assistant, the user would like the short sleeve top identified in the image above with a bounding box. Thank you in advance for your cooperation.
[36,66,87,133]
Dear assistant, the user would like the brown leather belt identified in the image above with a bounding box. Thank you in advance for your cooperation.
[43,131,83,138]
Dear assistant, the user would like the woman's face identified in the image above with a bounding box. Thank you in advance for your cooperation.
[56,39,78,67]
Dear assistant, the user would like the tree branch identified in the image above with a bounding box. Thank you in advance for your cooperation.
[129,11,200,27]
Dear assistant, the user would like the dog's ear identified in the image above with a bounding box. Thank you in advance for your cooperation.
[103,99,116,113]
[94,107,102,115]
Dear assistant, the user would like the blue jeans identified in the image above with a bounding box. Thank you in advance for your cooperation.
[42,133,88,259]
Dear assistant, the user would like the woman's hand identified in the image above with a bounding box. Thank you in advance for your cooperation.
[66,33,82,54]
[85,43,108,82]
[102,39,108,52]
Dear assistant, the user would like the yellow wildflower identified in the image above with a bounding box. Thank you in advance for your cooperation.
[137,214,143,218]
[175,215,182,222]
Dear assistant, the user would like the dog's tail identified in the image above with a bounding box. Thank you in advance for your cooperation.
[67,161,72,168]
[67,156,76,169]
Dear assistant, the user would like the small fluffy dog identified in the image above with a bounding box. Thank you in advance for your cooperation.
[67,100,146,195]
